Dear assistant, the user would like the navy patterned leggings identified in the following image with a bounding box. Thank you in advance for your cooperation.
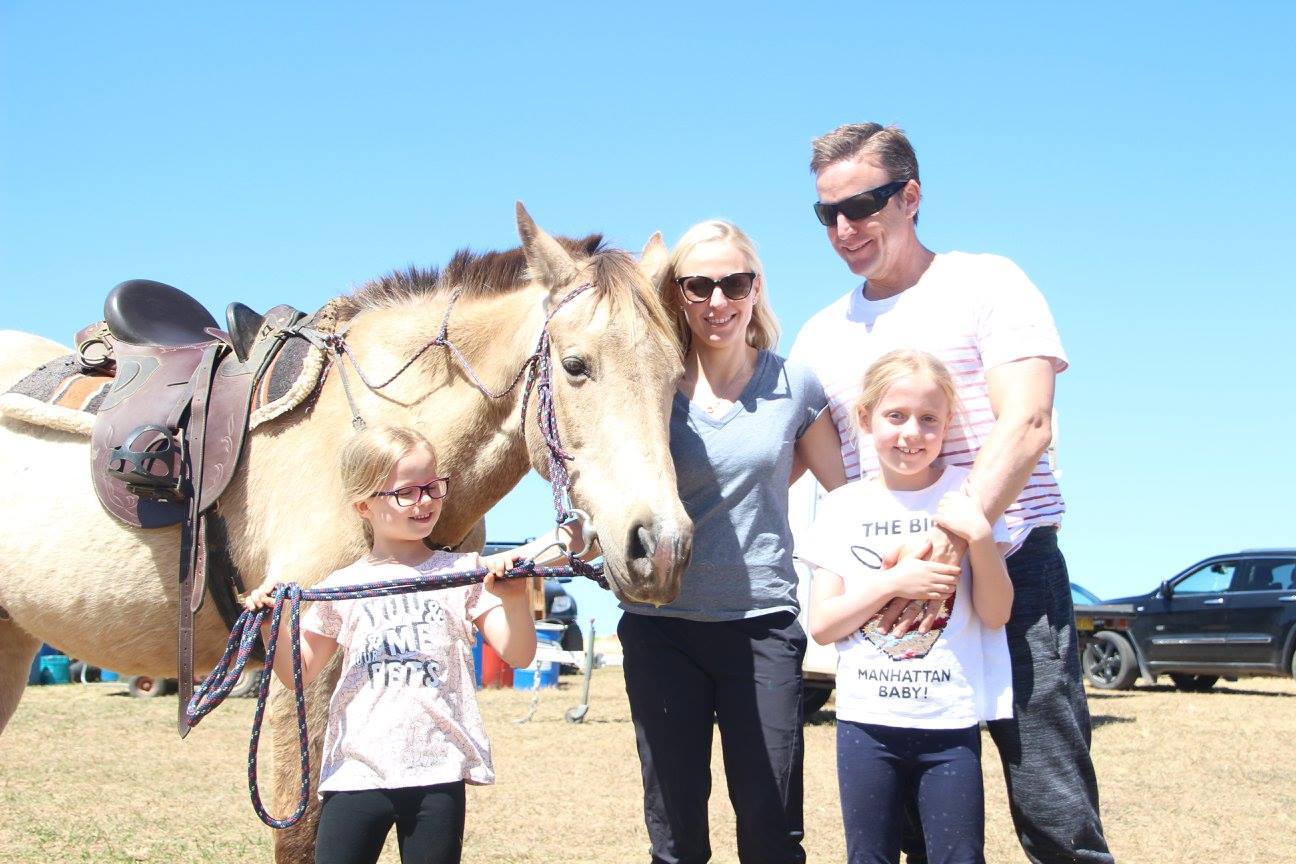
[839,721,984,864]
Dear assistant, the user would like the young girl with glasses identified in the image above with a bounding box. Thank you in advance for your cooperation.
[618,219,846,863]
[242,424,591,864]
[800,350,1014,864]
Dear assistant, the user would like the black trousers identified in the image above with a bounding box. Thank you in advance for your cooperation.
[903,528,1114,864]
[619,610,808,864]
[315,782,466,864]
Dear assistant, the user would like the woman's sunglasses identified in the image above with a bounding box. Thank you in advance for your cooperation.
[373,477,451,507]
[675,272,756,303]
[813,179,909,226]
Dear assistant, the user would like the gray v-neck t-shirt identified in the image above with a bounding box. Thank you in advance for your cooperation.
[622,350,827,622]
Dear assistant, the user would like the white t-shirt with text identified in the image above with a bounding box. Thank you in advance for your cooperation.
[302,550,502,795]
[799,466,1013,729]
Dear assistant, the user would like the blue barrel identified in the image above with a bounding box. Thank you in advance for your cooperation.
[512,623,563,689]
[100,669,120,682]
[38,654,71,685]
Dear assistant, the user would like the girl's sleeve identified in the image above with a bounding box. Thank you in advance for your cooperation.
[301,572,343,638]
[465,581,503,625]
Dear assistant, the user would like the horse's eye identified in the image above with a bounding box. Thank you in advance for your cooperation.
[561,356,589,378]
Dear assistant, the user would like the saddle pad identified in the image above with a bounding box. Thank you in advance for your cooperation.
[247,333,329,429]
[0,355,112,436]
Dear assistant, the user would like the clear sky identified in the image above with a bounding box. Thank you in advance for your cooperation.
[4,3,1293,638]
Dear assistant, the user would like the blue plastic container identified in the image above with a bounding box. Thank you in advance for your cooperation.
[99,669,120,682]
[28,645,62,685]
[38,654,71,684]
[512,623,564,689]
[471,631,484,688]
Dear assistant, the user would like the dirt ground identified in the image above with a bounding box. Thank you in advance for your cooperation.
[1,670,1293,863]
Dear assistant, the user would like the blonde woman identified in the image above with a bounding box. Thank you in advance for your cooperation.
[618,220,844,863]
[243,425,590,864]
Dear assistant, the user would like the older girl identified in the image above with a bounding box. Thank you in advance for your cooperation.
[802,350,1014,864]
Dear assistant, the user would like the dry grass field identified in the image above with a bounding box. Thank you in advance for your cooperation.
[1,669,1293,863]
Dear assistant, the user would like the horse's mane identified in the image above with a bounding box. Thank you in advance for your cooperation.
[336,234,680,352]
[341,235,605,316]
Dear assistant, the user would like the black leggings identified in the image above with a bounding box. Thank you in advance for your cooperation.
[315,782,466,864]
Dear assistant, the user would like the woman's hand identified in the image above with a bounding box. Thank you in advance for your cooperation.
[480,552,529,601]
[241,577,282,611]
[881,556,961,601]
[933,483,992,545]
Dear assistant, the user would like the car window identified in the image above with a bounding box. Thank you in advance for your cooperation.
[1070,583,1100,605]
[1235,559,1296,592]
[1174,561,1237,594]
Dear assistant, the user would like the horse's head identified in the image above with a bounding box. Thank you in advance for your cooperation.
[516,203,692,605]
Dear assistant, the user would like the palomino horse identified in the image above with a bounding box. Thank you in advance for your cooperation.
[0,205,692,862]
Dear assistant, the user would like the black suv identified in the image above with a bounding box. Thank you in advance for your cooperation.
[1076,549,1296,691]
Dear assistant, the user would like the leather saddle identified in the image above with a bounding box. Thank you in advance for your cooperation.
[81,279,308,735]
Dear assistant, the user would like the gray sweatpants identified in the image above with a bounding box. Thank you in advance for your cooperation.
[988,527,1115,863]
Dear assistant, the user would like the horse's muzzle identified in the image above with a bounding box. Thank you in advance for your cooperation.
[611,518,691,606]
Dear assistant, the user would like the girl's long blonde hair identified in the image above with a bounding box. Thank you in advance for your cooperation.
[339,425,436,546]
[856,350,961,431]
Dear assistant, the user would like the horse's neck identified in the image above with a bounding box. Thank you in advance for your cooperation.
[349,286,547,409]
[342,287,549,539]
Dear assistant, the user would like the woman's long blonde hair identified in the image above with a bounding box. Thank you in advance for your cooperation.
[339,425,436,546]
[656,219,780,351]
[855,350,961,431]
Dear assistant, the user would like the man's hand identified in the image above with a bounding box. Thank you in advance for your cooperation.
[875,528,968,635]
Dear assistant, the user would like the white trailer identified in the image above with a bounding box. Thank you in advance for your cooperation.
[790,473,837,716]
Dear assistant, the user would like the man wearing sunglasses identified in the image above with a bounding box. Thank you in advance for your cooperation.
[789,124,1114,864]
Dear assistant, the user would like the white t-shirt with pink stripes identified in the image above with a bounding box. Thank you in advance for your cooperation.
[789,251,1068,549]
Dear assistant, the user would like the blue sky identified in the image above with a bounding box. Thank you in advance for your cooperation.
[4,3,1293,638]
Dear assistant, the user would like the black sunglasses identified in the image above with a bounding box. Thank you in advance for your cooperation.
[813,180,909,226]
[374,476,451,507]
[675,272,756,303]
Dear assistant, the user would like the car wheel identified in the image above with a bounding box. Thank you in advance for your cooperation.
[1082,631,1138,690]
[1168,673,1219,692]
[229,667,263,698]
[802,686,832,718]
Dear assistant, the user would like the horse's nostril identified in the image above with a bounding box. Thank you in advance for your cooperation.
[627,522,656,561]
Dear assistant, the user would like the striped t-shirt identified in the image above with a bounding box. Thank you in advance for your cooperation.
[788,251,1068,549]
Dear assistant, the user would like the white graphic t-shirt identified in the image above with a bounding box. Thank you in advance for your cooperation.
[799,466,1013,729]
[302,550,502,794]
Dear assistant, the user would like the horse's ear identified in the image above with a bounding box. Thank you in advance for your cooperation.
[639,232,669,289]
[516,201,578,289]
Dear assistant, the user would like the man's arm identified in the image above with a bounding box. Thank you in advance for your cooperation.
[966,356,1057,521]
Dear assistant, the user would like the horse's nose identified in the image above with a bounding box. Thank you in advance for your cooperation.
[624,513,690,605]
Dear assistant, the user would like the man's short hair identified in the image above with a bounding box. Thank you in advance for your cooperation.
[810,123,921,223]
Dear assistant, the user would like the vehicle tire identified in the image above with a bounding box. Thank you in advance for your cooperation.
[127,673,164,699]
[1082,631,1138,690]
[1168,673,1218,692]
[67,660,87,683]
[229,667,263,698]
[802,686,832,718]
